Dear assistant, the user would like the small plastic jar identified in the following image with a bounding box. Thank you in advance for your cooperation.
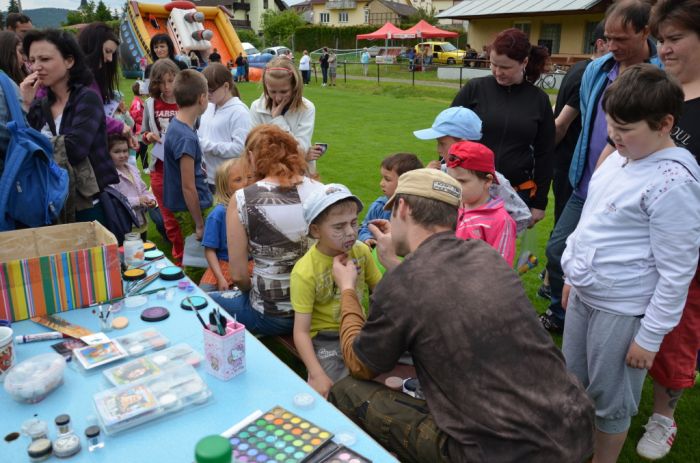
[21,418,48,441]
[54,414,71,435]
[85,425,104,452]
[123,232,145,267]
[27,438,52,462]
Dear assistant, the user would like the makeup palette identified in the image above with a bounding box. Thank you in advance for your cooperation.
[144,250,165,261]
[115,329,169,356]
[159,266,185,281]
[103,343,202,386]
[229,406,333,463]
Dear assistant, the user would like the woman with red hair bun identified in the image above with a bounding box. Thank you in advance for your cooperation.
[451,28,555,227]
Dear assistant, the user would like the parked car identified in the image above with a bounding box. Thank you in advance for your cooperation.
[414,41,466,65]
[261,46,291,57]
[241,42,260,58]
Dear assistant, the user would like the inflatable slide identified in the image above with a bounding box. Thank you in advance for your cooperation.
[119,1,265,80]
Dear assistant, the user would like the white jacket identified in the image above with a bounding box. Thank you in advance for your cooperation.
[299,55,310,71]
[249,95,316,171]
[562,147,700,352]
[198,97,251,184]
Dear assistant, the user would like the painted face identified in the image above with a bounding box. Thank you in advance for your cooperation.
[447,167,491,209]
[657,22,700,86]
[228,164,251,194]
[160,72,176,99]
[109,141,130,169]
[28,40,74,90]
[103,39,118,64]
[605,114,672,161]
[436,135,460,161]
[489,52,526,86]
[379,167,399,197]
[208,82,230,107]
[312,203,359,257]
[265,76,293,106]
[154,42,169,59]
[604,17,650,67]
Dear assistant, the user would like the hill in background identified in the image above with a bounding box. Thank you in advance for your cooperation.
[24,8,71,28]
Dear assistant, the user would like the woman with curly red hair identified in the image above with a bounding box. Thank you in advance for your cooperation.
[209,124,324,335]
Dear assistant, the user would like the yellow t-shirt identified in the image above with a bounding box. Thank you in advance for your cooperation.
[291,242,382,337]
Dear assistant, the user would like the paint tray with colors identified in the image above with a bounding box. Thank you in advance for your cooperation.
[229,406,333,462]
[103,343,202,386]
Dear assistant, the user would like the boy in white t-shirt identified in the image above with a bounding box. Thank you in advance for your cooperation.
[561,64,700,463]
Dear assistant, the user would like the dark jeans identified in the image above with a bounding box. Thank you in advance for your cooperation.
[321,66,328,84]
[544,193,585,324]
[137,142,148,169]
[207,290,294,336]
[552,165,573,225]
[301,70,310,84]
[329,377,451,463]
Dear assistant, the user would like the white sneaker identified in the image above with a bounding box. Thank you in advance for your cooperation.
[636,414,677,460]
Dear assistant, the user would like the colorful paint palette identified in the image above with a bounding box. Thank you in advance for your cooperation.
[229,406,333,463]
[320,446,371,463]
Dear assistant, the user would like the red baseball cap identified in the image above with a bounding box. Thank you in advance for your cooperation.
[446,141,498,184]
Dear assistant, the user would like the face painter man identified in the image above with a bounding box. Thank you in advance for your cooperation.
[328,168,595,463]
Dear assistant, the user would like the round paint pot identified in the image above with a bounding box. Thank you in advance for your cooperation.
[111,316,129,329]
[27,437,52,461]
[143,241,157,252]
[52,433,81,458]
[124,295,148,309]
[293,392,315,409]
[141,307,170,322]
[384,376,403,391]
[334,430,357,447]
[122,268,146,282]
[159,266,185,281]
[180,296,208,311]
[144,250,164,261]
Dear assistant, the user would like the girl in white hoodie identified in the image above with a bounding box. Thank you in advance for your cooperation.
[199,63,251,193]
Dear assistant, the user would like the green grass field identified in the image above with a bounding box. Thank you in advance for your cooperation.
[119,76,698,462]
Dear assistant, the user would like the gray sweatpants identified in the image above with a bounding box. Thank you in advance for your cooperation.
[562,289,647,434]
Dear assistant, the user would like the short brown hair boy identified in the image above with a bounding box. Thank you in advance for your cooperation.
[380,153,423,177]
[173,69,208,107]
[602,63,683,130]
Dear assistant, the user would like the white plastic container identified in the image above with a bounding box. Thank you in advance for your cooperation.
[123,232,145,267]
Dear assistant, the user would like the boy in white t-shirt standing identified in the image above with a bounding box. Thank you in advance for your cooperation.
[561,64,700,463]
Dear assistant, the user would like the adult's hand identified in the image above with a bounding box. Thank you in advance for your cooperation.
[529,208,545,227]
[368,219,401,271]
[19,71,40,111]
[561,283,571,310]
[332,254,358,292]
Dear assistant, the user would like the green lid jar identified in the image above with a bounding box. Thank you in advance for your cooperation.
[195,435,232,463]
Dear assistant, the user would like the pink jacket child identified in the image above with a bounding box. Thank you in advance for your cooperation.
[447,141,517,266]
[129,90,144,135]
[113,163,156,230]
[456,198,516,266]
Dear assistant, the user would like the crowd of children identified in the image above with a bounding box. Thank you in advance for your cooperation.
[12,12,697,460]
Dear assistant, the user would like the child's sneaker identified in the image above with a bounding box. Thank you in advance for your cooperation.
[636,413,677,460]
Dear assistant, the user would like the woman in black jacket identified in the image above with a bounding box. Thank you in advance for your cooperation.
[20,29,118,224]
[144,33,188,79]
[451,28,555,226]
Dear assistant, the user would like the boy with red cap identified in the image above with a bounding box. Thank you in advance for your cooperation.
[447,141,516,265]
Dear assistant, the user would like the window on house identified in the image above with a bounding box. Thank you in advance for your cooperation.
[539,23,561,54]
[364,9,369,24]
[263,0,268,8]
[583,21,599,54]
[320,12,330,24]
[339,12,348,23]
[513,22,531,39]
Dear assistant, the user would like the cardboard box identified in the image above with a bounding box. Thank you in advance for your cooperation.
[0,222,123,321]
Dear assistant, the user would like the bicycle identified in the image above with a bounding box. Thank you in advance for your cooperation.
[536,73,557,90]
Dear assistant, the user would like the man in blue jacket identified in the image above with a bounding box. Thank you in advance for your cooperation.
[540,0,662,333]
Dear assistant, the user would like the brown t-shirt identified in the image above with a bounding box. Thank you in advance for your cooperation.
[352,232,594,463]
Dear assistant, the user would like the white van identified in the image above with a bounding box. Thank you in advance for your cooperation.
[241,42,260,57]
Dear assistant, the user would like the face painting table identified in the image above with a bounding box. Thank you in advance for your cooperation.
[0,264,397,463]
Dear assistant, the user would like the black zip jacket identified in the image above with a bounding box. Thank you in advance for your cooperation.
[452,75,555,210]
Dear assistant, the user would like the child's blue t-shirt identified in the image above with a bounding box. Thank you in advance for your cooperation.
[201,203,228,261]
[163,118,212,212]
[358,195,391,242]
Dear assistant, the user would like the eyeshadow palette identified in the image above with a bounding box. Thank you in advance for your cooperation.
[229,406,333,463]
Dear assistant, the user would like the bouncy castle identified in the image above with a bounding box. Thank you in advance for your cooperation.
[119,1,266,80]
